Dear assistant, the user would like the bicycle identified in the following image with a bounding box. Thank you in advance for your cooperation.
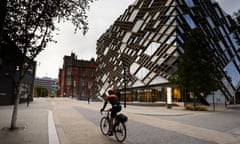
[100,109,128,142]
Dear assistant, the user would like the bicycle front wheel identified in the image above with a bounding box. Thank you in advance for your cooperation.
[114,122,126,142]
[100,117,109,135]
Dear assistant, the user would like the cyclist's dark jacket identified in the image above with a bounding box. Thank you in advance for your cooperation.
[103,94,120,108]
[103,94,121,118]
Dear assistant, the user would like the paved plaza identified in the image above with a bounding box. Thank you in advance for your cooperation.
[0,98,240,144]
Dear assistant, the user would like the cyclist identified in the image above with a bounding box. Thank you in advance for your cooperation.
[100,88,122,136]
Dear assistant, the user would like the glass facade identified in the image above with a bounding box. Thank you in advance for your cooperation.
[96,0,240,103]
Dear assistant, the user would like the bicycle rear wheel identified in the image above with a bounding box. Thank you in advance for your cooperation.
[100,117,109,135]
[114,122,126,142]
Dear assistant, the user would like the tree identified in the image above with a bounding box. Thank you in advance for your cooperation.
[0,0,94,129]
[0,0,7,44]
[34,86,48,97]
[170,29,222,108]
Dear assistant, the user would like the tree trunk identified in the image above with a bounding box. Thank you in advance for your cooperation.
[10,67,24,130]
[10,85,21,129]
[193,94,196,110]
[190,92,197,110]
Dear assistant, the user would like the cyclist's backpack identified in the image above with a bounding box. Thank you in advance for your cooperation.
[116,113,128,123]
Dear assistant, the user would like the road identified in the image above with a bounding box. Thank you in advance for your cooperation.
[48,98,240,144]
[74,106,215,144]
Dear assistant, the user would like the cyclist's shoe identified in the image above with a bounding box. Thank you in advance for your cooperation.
[108,131,113,136]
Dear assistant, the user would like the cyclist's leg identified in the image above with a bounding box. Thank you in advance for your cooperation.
[109,107,118,135]
[107,109,114,136]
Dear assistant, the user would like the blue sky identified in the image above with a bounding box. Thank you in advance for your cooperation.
[35,0,240,78]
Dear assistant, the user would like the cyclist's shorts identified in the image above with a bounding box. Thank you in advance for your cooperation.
[111,105,121,118]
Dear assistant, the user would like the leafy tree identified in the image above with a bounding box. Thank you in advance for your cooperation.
[170,29,222,108]
[0,0,7,44]
[34,86,48,97]
[0,0,94,129]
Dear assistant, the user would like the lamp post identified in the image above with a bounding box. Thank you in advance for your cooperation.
[71,68,73,99]
[119,48,128,108]
[123,64,128,108]
[88,80,93,104]
[213,92,216,111]
[71,54,74,99]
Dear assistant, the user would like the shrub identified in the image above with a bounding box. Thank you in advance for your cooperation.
[185,104,194,110]
[196,105,208,111]
[185,104,208,111]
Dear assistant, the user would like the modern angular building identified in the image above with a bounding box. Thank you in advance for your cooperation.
[57,53,97,100]
[96,0,240,104]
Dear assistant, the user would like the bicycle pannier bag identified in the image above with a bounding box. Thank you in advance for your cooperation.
[116,113,128,122]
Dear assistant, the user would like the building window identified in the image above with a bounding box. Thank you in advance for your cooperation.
[165,7,174,16]
[165,0,172,6]
[67,77,72,86]
[148,0,154,8]
[207,17,215,29]
[130,62,140,75]
[166,36,176,45]
[177,35,184,44]
[67,67,72,76]
[183,14,197,29]
[215,7,222,19]
[230,33,239,49]
[136,67,149,80]
[153,20,160,28]
[184,0,195,7]
[132,20,143,33]
[128,9,139,22]
[123,32,132,43]
[157,58,165,65]
[165,26,175,35]
[224,62,240,88]
[153,12,160,20]
[144,42,160,56]
[80,78,84,86]
[91,70,94,77]
[82,69,86,77]
[166,16,175,25]
[104,47,109,55]
[149,76,169,85]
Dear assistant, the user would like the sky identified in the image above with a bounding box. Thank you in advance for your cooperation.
[35,0,240,79]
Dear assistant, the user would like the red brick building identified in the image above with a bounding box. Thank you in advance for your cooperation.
[57,53,97,100]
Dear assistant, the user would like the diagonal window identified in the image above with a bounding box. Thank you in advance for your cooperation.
[144,42,160,56]
[183,14,196,29]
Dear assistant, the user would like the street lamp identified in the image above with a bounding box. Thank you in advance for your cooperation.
[88,80,93,104]
[119,49,128,108]
[123,64,128,108]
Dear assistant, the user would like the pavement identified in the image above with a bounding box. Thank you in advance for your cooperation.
[0,97,240,144]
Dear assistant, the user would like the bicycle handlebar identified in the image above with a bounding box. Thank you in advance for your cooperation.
[100,109,111,115]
